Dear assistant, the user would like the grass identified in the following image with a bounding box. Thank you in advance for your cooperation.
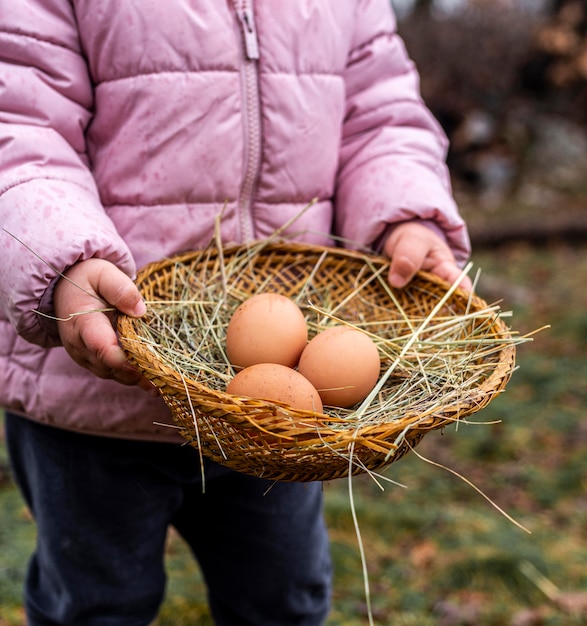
[1,240,587,625]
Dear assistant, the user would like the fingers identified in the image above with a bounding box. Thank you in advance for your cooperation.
[387,243,427,288]
[384,222,472,291]
[385,223,435,288]
[94,262,147,318]
[54,259,152,388]
[69,313,142,384]
[432,259,473,292]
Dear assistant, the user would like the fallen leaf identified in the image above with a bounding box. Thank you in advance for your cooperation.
[555,591,587,616]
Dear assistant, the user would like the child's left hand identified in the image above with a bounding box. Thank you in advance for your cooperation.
[383,221,472,291]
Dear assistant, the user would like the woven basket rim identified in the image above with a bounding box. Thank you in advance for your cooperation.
[117,240,516,480]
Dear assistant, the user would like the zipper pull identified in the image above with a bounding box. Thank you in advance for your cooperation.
[240,8,259,60]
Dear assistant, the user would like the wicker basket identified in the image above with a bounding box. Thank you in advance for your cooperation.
[118,241,516,482]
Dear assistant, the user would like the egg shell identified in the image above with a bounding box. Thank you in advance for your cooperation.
[226,363,323,413]
[297,326,381,408]
[225,293,308,368]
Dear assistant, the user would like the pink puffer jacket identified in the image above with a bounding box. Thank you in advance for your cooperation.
[0,0,470,441]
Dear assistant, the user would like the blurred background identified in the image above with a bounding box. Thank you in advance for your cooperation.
[400,0,587,240]
[1,1,587,624]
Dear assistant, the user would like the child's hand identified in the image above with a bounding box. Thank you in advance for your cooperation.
[54,259,152,388]
[383,222,472,291]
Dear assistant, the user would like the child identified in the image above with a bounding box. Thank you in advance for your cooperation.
[0,1,471,624]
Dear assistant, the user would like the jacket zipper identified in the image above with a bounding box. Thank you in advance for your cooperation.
[235,0,261,243]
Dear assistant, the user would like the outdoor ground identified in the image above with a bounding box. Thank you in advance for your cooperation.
[1,200,587,625]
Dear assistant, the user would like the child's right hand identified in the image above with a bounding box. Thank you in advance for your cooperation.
[53,259,151,389]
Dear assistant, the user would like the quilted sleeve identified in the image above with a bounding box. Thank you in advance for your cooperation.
[334,0,470,263]
[0,0,134,347]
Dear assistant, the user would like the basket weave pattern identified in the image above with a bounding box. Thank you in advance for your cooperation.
[118,242,515,482]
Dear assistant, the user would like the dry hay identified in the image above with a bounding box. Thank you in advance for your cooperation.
[118,237,528,482]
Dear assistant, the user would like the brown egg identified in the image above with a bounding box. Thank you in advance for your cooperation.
[225,293,308,368]
[226,363,323,413]
[297,326,380,408]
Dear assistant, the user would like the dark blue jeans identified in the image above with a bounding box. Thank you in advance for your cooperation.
[5,413,331,626]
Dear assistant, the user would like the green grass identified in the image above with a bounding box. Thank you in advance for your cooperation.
[2,242,587,624]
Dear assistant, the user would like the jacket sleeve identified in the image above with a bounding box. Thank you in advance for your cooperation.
[0,0,135,348]
[334,0,471,264]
